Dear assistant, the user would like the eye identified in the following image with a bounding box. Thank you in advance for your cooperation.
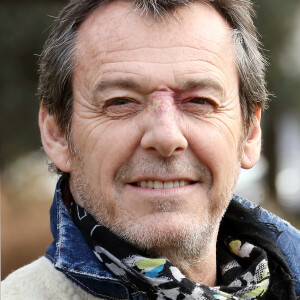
[189,97,212,105]
[179,97,216,116]
[103,97,141,118]
[105,97,133,107]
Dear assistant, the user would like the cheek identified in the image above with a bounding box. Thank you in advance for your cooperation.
[83,120,142,181]
[188,121,241,185]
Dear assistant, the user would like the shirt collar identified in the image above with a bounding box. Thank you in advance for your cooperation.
[46,178,141,299]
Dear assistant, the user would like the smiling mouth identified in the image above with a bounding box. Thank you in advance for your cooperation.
[130,180,197,189]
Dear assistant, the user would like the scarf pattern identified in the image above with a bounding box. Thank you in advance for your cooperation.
[71,202,270,300]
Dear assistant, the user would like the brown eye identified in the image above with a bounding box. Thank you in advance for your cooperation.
[106,98,133,107]
[179,97,216,117]
[104,97,141,118]
[189,98,212,105]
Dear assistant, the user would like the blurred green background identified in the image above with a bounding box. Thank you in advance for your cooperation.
[1,0,300,279]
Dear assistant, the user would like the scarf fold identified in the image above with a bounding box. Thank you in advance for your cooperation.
[70,200,296,300]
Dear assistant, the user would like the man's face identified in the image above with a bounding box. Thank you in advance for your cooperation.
[69,2,245,256]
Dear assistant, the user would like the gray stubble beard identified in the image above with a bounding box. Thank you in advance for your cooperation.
[69,142,241,265]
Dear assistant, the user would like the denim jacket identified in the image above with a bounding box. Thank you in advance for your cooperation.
[45,179,300,299]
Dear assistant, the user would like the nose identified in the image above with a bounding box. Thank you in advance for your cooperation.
[140,106,188,157]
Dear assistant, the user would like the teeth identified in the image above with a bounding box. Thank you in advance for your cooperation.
[154,180,163,189]
[137,180,190,189]
[164,181,174,189]
[140,181,147,188]
[148,180,154,189]
[173,180,180,188]
[180,180,186,187]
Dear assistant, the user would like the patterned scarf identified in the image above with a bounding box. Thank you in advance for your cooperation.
[70,200,296,300]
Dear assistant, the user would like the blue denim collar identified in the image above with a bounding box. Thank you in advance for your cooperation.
[45,178,144,299]
[45,178,300,297]
[233,194,300,295]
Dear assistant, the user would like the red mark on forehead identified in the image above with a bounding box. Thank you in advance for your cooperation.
[150,87,183,118]
[151,86,196,103]
[152,87,176,100]
[157,87,171,92]
[151,89,175,111]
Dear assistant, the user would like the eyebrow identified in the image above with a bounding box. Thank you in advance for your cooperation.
[95,79,142,93]
[93,77,226,100]
[179,79,226,99]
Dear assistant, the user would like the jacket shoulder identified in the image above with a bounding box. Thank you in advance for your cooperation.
[233,195,300,295]
[1,256,101,300]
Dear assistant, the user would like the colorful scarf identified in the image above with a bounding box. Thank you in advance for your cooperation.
[70,200,296,300]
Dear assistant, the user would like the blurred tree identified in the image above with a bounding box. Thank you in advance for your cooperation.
[255,0,300,203]
[0,1,66,168]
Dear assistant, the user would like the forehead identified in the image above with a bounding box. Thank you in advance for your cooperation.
[76,1,234,60]
[74,1,237,94]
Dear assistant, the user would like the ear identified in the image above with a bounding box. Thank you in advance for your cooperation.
[39,105,71,172]
[241,107,262,169]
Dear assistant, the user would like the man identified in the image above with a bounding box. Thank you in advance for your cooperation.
[2,0,300,299]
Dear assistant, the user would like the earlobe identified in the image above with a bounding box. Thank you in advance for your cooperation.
[39,105,71,172]
[241,107,262,169]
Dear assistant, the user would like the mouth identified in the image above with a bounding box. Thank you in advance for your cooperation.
[130,180,197,189]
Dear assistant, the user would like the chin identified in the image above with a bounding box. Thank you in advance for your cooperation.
[107,210,220,259]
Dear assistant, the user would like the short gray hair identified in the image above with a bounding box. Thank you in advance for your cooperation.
[38,0,269,174]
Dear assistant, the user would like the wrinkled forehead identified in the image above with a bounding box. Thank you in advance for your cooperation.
[75,0,235,60]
